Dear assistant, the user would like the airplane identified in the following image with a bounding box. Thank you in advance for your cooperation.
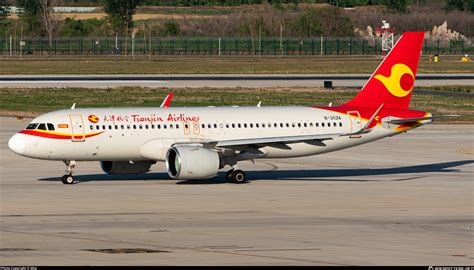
[8,32,451,185]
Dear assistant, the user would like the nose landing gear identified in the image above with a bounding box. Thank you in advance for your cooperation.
[61,160,76,184]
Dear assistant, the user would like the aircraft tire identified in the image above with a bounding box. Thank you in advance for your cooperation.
[61,174,75,185]
[230,170,247,184]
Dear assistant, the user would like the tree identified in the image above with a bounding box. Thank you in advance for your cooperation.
[163,19,180,36]
[385,0,410,13]
[467,0,474,11]
[289,7,354,37]
[39,0,61,45]
[445,0,465,11]
[16,0,41,33]
[0,0,10,21]
[102,0,141,35]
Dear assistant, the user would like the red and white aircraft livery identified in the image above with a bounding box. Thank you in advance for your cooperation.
[8,32,445,184]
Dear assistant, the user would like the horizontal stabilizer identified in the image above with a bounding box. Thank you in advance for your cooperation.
[384,115,459,125]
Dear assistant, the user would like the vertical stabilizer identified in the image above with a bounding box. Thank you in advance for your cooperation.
[343,32,425,109]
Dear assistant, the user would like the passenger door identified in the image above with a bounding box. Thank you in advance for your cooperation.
[69,114,85,142]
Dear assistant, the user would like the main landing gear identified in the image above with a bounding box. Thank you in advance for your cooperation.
[61,160,76,185]
[225,169,247,184]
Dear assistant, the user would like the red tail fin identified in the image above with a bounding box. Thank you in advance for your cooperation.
[343,32,425,109]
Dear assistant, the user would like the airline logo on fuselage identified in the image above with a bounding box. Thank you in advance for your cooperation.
[374,63,414,98]
[88,115,99,123]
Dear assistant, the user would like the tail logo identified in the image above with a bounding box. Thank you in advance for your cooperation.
[374,63,414,98]
[88,115,99,123]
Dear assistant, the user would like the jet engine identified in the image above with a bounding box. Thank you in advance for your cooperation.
[166,145,222,180]
[100,161,154,174]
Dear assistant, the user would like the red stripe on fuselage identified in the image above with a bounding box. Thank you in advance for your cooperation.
[19,130,104,139]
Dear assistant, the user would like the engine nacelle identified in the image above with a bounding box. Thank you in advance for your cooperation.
[166,145,221,180]
[100,161,154,174]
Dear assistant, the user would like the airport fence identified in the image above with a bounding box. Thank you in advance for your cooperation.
[0,36,472,56]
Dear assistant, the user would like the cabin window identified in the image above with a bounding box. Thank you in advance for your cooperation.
[207,124,211,128]
[303,123,307,128]
[310,123,313,127]
[133,125,136,129]
[232,123,235,128]
[237,123,241,128]
[339,122,343,127]
[121,125,124,129]
[322,123,325,127]
[214,124,218,128]
[157,124,161,129]
[164,125,167,129]
[108,125,112,130]
[250,123,253,128]
[90,125,94,130]
[261,123,265,128]
[243,123,247,128]
[145,125,149,129]
[115,125,118,130]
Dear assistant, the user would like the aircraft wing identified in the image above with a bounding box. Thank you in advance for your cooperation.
[214,134,338,147]
[183,132,346,151]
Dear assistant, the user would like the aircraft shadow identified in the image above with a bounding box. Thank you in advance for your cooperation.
[37,160,473,185]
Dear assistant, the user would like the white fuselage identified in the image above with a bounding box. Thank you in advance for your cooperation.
[10,106,400,162]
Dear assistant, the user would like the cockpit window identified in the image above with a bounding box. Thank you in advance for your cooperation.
[37,123,47,130]
[26,123,38,130]
[47,123,55,131]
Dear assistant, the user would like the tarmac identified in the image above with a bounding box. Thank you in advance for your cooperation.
[0,116,473,265]
[1,74,473,88]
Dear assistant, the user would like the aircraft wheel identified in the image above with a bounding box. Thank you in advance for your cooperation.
[61,174,75,185]
[230,170,247,184]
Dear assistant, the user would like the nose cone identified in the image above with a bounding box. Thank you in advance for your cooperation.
[8,133,27,155]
